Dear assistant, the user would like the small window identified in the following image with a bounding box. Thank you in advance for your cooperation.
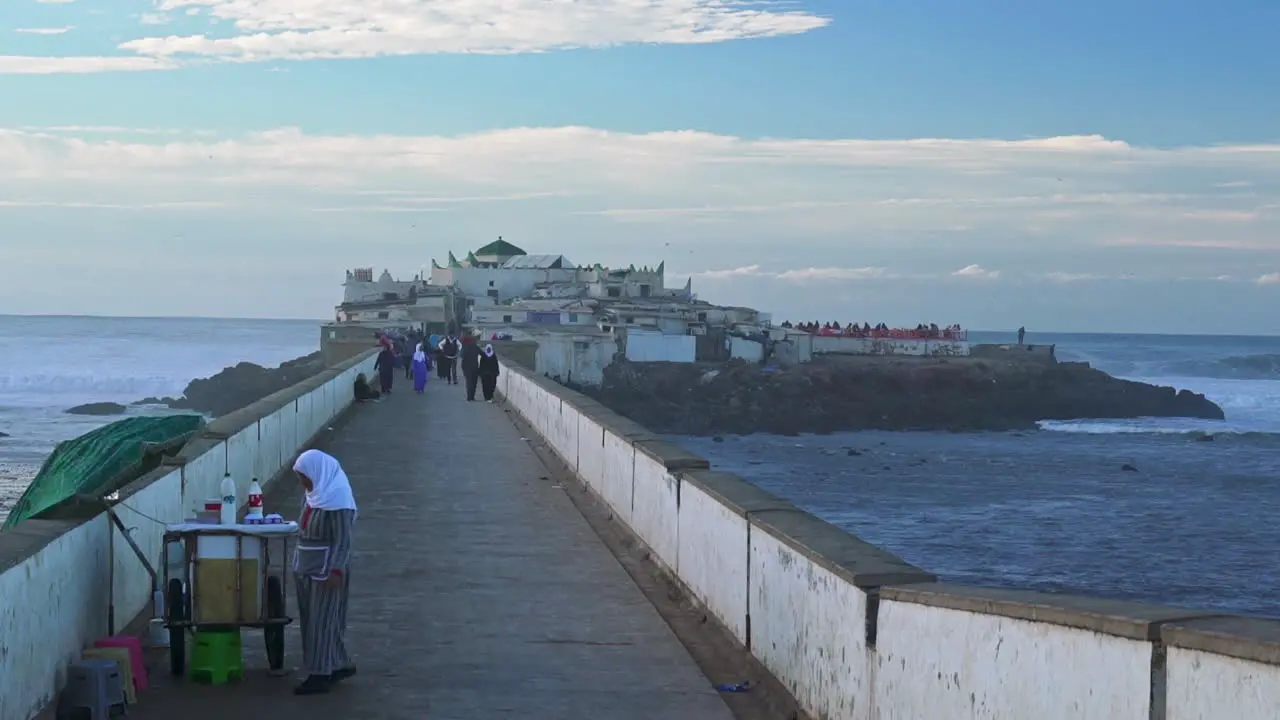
[568,313,579,322]
[487,289,499,299]
[697,312,707,321]
[503,315,513,323]
[377,311,389,319]
[489,280,495,287]
[607,287,621,298]
[639,284,651,297]
[467,299,475,307]
[625,317,634,324]
[574,341,590,352]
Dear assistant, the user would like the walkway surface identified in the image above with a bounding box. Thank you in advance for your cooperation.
[124,375,733,720]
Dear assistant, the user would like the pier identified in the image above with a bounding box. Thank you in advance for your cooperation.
[2,348,1280,719]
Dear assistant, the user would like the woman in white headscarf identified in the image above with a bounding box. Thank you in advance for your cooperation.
[411,342,429,394]
[291,449,358,695]
[478,343,501,403]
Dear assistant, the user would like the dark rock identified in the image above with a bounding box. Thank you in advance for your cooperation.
[581,356,1226,436]
[847,448,861,456]
[1121,463,1139,472]
[132,396,177,406]
[1195,434,1215,442]
[66,402,127,416]
[0,431,8,438]
[712,435,725,443]
[160,351,325,417]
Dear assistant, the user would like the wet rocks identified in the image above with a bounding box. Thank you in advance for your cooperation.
[66,402,127,416]
[586,356,1226,436]
[1121,463,1139,472]
[163,351,326,418]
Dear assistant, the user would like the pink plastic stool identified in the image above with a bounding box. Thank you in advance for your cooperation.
[94,635,148,691]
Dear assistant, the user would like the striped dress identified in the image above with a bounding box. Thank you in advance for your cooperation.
[294,505,356,676]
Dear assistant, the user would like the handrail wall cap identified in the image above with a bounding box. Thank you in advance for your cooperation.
[1161,616,1280,665]
[680,469,798,516]
[751,509,936,589]
[634,438,709,471]
[881,583,1223,641]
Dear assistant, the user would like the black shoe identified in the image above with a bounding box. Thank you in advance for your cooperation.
[294,674,333,695]
[332,666,358,682]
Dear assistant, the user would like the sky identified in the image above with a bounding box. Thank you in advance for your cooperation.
[1,1,1279,334]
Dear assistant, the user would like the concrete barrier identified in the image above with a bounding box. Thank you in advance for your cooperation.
[0,349,378,720]
[496,358,1280,719]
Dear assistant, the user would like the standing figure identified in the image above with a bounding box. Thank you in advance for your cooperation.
[374,343,396,395]
[478,343,501,403]
[438,334,460,385]
[291,449,358,695]
[1017,326,1026,345]
[460,336,481,401]
[412,342,429,394]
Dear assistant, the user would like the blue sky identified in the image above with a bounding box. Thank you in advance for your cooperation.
[1,0,1278,333]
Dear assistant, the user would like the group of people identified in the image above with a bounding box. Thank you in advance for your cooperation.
[367,328,502,402]
[780,320,966,340]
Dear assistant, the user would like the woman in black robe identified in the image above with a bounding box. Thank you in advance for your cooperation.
[373,345,396,394]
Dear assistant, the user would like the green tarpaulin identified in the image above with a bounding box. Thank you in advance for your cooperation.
[3,414,205,529]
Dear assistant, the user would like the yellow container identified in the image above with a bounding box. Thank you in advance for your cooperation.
[192,534,263,624]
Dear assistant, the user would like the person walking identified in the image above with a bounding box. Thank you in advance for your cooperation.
[478,343,500,403]
[460,336,481,401]
[438,334,460,385]
[411,342,429,394]
[373,342,396,395]
[290,449,358,695]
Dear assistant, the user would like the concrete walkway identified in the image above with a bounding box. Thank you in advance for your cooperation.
[125,376,733,720]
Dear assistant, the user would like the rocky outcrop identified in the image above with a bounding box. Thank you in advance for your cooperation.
[586,356,1225,436]
[65,402,128,416]
[156,351,326,418]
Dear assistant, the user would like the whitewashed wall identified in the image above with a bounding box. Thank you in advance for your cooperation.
[0,349,378,720]
[625,330,696,362]
[493,358,1280,720]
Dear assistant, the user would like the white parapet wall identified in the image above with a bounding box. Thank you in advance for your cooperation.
[0,349,378,720]
[811,336,970,357]
[494,358,1280,720]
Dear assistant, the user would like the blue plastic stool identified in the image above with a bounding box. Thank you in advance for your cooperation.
[56,658,127,719]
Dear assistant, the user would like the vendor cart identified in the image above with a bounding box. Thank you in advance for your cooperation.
[161,522,299,677]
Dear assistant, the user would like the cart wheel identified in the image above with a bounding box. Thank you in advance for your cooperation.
[167,578,188,677]
[264,575,286,671]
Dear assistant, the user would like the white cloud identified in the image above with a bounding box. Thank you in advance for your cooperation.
[3,0,830,73]
[1258,273,1280,286]
[15,27,74,35]
[952,264,1000,279]
[688,265,894,281]
[2,125,1280,281]
[0,56,173,74]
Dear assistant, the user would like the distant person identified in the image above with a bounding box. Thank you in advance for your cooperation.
[460,336,482,401]
[438,334,460,385]
[1017,326,1026,345]
[374,343,397,394]
[402,341,413,380]
[291,449,358,695]
[411,342,429,394]
[478,344,501,403]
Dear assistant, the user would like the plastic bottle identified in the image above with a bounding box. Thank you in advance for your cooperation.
[220,473,238,525]
[246,478,264,521]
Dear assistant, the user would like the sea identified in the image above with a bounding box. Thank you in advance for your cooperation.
[2,320,1278,616]
[0,315,322,523]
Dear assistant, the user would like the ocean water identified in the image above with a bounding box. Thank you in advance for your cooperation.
[679,330,1280,617]
[0,315,322,522]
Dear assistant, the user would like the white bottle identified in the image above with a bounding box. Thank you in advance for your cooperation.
[246,478,264,520]
[220,473,238,525]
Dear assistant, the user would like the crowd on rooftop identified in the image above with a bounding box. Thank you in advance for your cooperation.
[779,321,966,340]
